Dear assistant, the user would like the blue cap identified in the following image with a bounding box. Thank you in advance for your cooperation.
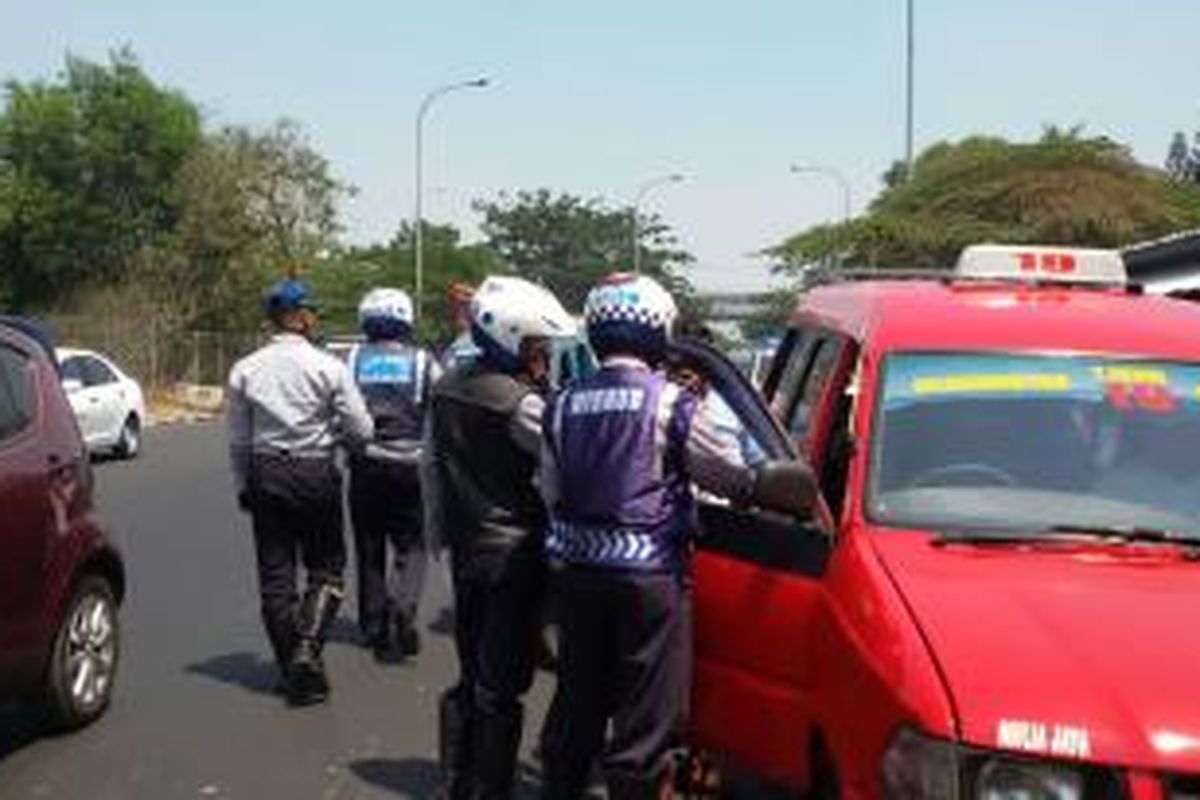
[262,278,318,316]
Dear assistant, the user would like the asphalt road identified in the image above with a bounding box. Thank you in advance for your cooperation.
[0,422,552,799]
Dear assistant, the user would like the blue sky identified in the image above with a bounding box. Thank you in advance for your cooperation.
[3,0,1199,291]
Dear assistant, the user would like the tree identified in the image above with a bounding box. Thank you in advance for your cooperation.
[474,189,694,309]
[881,160,909,189]
[308,221,498,342]
[1193,130,1200,183]
[0,49,201,310]
[167,122,350,329]
[737,287,798,342]
[771,130,1200,273]
[1167,131,1193,181]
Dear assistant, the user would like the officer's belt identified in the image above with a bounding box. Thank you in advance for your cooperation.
[250,448,334,462]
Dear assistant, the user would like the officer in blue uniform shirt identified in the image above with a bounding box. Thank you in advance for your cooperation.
[348,288,440,660]
[540,274,814,800]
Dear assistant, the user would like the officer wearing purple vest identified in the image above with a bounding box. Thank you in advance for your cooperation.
[423,276,576,800]
[540,273,814,800]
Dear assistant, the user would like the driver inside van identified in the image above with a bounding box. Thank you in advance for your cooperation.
[1090,406,1200,521]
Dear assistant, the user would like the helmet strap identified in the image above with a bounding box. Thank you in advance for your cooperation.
[470,323,522,374]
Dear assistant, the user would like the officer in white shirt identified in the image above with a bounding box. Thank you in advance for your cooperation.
[227,278,373,706]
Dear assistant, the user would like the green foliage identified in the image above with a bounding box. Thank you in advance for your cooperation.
[474,188,694,310]
[772,130,1200,273]
[308,221,498,343]
[159,121,350,331]
[0,49,348,341]
[737,287,798,342]
[1165,127,1200,184]
[0,49,202,310]
[1166,131,1193,181]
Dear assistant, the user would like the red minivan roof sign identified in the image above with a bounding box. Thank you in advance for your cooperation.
[956,245,1127,286]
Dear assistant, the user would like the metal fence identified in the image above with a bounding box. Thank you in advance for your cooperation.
[50,315,267,389]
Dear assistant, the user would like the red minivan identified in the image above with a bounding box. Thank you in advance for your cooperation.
[688,247,1200,800]
[0,317,124,729]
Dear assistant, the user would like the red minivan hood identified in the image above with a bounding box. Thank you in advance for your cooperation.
[874,532,1200,771]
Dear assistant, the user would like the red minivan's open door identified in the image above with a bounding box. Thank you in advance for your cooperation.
[672,340,833,792]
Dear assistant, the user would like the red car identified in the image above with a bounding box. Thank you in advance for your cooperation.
[0,317,125,729]
[690,246,1200,799]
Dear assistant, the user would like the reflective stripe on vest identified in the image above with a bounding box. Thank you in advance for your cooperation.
[352,342,425,442]
[545,519,678,571]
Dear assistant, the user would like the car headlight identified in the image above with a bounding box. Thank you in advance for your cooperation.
[882,728,960,800]
[975,758,1082,800]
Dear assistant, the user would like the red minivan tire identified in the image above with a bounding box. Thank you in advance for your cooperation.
[40,575,120,730]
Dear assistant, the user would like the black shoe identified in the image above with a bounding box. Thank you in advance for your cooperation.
[367,629,391,662]
[395,614,421,658]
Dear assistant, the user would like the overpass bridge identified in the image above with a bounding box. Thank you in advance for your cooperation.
[699,290,776,321]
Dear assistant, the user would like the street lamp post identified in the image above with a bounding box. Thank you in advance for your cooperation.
[791,164,852,269]
[631,174,685,275]
[905,0,915,176]
[790,164,851,224]
[414,77,489,320]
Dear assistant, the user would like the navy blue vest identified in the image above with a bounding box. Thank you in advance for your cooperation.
[545,365,697,572]
[352,342,428,442]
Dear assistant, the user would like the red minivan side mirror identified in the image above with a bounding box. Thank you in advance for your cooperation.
[753,459,818,520]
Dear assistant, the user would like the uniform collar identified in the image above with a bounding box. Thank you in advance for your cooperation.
[270,332,310,345]
[601,355,650,371]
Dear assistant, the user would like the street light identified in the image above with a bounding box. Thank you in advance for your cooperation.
[905,0,915,176]
[413,76,490,320]
[790,164,851,224]
[631,173,685,275]
[792,164,852,270]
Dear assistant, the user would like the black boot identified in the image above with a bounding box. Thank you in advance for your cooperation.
[395,608,421,658]
[364,617,391,662]
[473,708,524,800]
[437,689,474,800]
[287,583,342,706]
[264,609,296,692]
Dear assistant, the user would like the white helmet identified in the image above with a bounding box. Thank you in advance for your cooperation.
[584,273,678,360]
[358,287,414,339]
[471,276,575,362]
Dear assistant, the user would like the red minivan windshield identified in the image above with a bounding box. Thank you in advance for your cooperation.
[869,352,1200,536]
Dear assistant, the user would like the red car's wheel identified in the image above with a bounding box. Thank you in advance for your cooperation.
[41,575,121,730]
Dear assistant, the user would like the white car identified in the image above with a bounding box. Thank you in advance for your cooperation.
[57,348,147,458]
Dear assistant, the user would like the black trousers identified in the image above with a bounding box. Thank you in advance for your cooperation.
[247,455,345,669]
[544,566,691,799]
[348,457,424,638]
[444,538,547,733]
